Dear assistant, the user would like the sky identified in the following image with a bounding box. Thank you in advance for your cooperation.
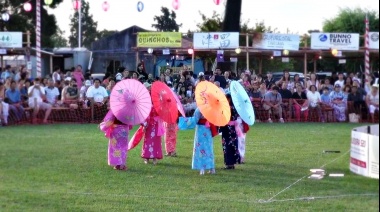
[49,0,379,37]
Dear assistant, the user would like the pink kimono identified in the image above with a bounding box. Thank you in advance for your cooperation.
[100,111,130,167]
[141,108,164,160]
[164,122,178,155]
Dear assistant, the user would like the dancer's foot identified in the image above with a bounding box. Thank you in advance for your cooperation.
[144,159,149,164]
[222,166,235,170]
[171,152,177,157]
[208,169,216,174]
[200,169,205,175]
[153,159,157,165]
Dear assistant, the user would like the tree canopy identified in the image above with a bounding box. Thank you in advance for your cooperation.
[69,0,98,48]
[152,7,182,32]
[323,7,379,33]
[0,0,63,48]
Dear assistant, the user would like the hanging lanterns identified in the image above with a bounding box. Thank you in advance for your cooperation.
[73,0,81,11]
[137,1,144,12]
[331,49,339,57]
[172,0,180,10]
[102,1,110,12]
[283,49,290,56]
[188,49,194,55]
[1,12,10,22]
[44,0,53,5]
[23,2,32,12]
[214,0,221,5]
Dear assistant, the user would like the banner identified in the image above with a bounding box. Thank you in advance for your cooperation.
[369,32,379,50]
[193,32,239,49]
[252,33,300,50]
[0,32,23,48]
[311,33,360,50]
[350,130,369,177]
[368,134,379,179]
[137,32,182,48]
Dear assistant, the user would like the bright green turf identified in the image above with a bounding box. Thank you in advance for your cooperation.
[0,123,378,211]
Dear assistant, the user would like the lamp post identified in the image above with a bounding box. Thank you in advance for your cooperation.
[73,0,82,48]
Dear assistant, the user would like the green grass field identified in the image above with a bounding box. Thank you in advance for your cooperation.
[0,123,379,211]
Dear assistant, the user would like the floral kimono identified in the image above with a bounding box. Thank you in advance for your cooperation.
[141,107,164,161]
[100,111,131,170]
[164,122,178,156]
[329,91,347,122]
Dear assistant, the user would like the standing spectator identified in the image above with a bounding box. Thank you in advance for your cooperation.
[52,66,62,83]
[265,72,276,89]
[293,74,304,91]
[86,79,109,107]
[0,82,10,125]
[28,78,52,124]
[72,65,85,89]
[44,79,60,106]
[1,65,13,81]
[334,73,345,88]
[263,86,284,123]
[329,84,347,122]
[320,78,333,94]
[306,73,321,91]
[214,69,227,89]
[366,84,379,123]
[5,80,24,121]
[292,84,309,122]
[136,63,148,81]
[106,79,116,96]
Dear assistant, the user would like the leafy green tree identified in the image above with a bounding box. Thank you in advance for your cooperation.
[152,7,182,32]
[323,7,379,33]
[69,0,98,48]
[51,27,68,47]
[196,11,223,32]
[0,0,63,48]
[97,30,118,39]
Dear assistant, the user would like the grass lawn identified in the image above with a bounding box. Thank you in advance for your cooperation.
[0,123,378,211]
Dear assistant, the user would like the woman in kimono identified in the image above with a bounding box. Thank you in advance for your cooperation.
[99,111,131,171]
[219,94,241,170]
[237,117,249,164]
[141,107,164,165]
[188,108,216,175]
[164,122,178,157]
[329,84,347,122]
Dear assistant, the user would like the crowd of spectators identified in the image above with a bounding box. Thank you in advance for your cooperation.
[0,63,379,126]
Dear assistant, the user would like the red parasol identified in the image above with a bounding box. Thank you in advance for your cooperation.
[171,89,186,117]
[151,81,178,124]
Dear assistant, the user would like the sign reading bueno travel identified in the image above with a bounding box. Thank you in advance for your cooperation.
[311,33,360,50]
[137,32,182,48]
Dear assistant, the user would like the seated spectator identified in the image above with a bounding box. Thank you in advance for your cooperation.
[348,85,367,114]
[329,84,347,122]
[307,85,325,122]
[263,86,284,123]
[106,79,116,96]
[214,81,225,94]
[28,78,52,124]
[321,87,331,105]
[86,79,109,107]
[0,82,10,126]
[292,84,309,122]
[45,79,60,106]
[5,80,24,121]
[62,79,79,108]
[248,82,262,99]
[259,82,267,97]
[366,84,379,123]
[279,82,293,99]
[80,80,92,101]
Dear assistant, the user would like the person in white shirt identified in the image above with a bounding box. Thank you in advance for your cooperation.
[52,66,62,83]
[45,79,60,106]
[86,79,109,107]
[334,73,345,88]
[366,83,379,123]
[28,78,52,124]
[307,85,325,122]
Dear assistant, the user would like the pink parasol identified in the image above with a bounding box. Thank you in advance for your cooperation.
[110,79,152,126]
[171,89,186,117]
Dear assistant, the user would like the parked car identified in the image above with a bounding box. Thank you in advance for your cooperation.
[272,72,305,82]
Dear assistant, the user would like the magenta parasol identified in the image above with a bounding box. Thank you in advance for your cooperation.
[110,79,152,126]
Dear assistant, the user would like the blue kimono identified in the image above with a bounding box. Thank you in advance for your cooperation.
[188,108,215,170]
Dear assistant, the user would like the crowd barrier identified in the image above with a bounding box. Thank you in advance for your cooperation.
[5,100,378,126]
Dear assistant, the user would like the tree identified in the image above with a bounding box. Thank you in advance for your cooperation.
[51,27,68,47]
[152,7,182,32]
[323,7,379,33]
[196,11,223,32]
[0,0,63,48]
[97,30,118,39]
[69,0,98,48]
